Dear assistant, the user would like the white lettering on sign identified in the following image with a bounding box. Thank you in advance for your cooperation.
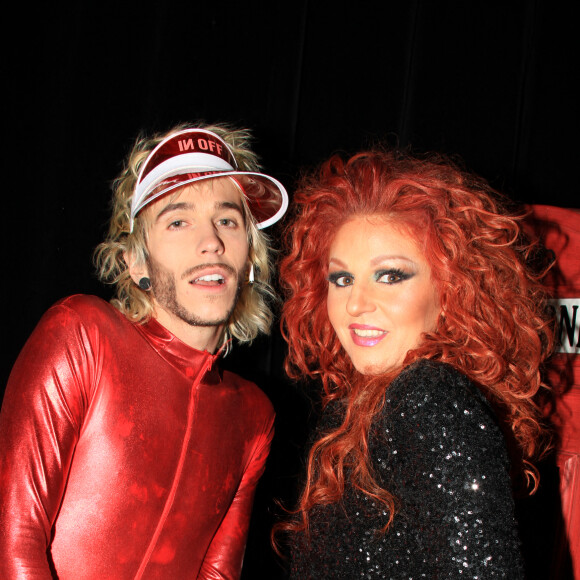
[549,298,580,354]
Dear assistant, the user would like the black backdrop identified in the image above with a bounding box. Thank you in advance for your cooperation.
[2,1,578,577]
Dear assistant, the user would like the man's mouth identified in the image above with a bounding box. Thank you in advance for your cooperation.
[192,273,226,286]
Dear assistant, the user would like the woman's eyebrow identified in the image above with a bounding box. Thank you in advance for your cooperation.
[328,257,348,268]
[370,255,414,267]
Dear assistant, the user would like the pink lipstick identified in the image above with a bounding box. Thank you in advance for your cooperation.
[348,324,387,347]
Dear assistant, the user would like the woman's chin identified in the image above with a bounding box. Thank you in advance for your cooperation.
[353,360,397,376]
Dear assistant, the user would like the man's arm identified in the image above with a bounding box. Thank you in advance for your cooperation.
[198,413,275,580]
[0,304,92,578]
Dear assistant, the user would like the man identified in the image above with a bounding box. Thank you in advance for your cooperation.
[0,124,288,578]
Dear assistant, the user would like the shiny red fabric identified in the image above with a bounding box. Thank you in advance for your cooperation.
[0,295,274,579]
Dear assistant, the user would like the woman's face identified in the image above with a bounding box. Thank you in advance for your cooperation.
[326,215,440,375]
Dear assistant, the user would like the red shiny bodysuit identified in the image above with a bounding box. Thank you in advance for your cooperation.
[0,295,274,579]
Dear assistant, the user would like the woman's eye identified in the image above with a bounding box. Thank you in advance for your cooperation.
[328,272,354,287]
[377,270,408,284]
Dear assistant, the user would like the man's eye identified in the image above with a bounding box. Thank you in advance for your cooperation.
[168,220,184,229]
[217,218,237,227]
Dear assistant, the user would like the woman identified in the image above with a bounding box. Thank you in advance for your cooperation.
[278,150,553,578]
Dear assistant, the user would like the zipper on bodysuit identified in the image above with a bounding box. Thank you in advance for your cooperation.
[134,353,214,579]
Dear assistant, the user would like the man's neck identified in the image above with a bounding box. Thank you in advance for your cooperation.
[153,308,224,353]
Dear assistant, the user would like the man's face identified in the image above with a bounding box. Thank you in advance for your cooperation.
[141,178,250,348]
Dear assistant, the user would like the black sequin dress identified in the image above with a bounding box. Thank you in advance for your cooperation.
[289,360,524,579]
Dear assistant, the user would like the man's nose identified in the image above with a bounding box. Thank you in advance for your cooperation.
[197,225,225,255]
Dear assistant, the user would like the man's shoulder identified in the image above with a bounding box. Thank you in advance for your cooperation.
[54,294,116,315]
[36,295,131,340]
[46,295,124,325]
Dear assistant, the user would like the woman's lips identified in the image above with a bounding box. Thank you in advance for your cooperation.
[349,324,387,347]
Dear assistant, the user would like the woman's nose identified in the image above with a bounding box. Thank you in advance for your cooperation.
[345,284,376,316]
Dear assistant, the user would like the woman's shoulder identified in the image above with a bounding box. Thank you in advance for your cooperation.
[371,359,511,496]
[387,359,492,415]
[376,359,503,452]
[393,358,474,389]
[369,364,521,578]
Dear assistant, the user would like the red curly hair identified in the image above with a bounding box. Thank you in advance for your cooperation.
[278,150,554,539]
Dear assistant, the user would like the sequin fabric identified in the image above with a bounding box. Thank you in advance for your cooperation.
[289,360,524,579]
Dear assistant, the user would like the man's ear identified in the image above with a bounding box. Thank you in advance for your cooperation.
[124,251,149,286]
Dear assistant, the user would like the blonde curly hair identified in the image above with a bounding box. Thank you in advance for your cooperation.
[94,122,276,344]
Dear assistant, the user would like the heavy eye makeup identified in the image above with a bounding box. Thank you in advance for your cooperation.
[327,271,354,287]
[328,268,414,287]
[375,268,414,284]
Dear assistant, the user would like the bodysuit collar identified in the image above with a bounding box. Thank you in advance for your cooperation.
[135,316,222,384]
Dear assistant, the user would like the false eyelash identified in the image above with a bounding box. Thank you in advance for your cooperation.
[375,268,413,284]
[327,271,354,287]
[327,271,351,283]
